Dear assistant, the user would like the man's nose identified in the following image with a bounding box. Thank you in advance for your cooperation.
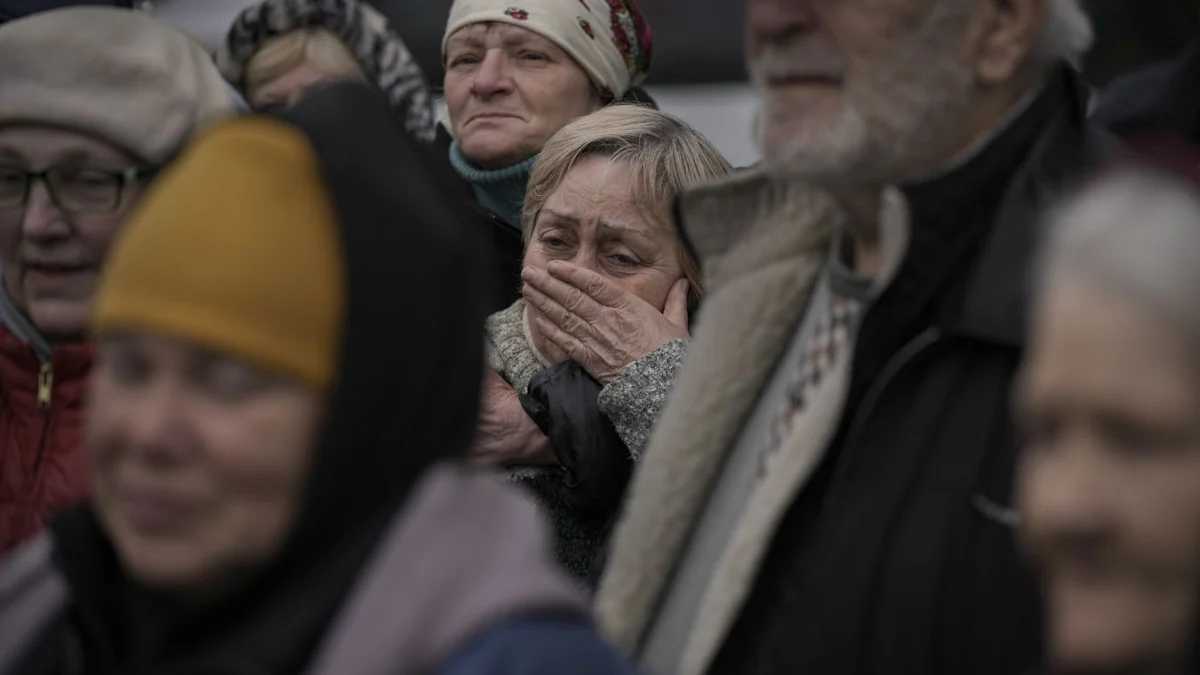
[747,0,817,50]
[1027,443,1114,546]
[21,179,70,240]
[471,50,513,97]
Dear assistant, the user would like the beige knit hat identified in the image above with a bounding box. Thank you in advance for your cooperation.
[0,7,238,164]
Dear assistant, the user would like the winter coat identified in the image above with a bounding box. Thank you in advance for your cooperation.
[485,299,687,580]
[0,323,90,556]
[595,67,1121,675]
[0,465,641,675]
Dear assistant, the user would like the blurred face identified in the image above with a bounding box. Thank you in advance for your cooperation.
[524,155,683,363]
[444,23,601,169]
[88,332,324,603]
[250,58,364,110]
[1018,274,1200,674]
[746,0,978,183]
[0,126,147,339]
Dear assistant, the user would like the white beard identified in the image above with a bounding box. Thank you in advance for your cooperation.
[752,3,977,186]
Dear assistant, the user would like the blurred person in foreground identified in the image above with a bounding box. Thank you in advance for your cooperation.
[594,1,1119,674]
[440,0,653,312]
[0,83,640,675]
[1018,142,1200,675]
[0,7,236,557]
[479,104,730,580]
[216,0,437,142]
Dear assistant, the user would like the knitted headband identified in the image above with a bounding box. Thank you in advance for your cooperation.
[218,0,436,142]
[443,0,652,101]
[95,117,344,388]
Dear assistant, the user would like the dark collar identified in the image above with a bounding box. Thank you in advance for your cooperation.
[949,67,1122,347]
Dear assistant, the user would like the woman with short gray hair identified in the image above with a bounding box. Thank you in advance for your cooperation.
[1017,144,1200,675]
[475,104,731,579]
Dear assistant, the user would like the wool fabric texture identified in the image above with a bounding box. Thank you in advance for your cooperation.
[442,0,652,100]
[94,117,345,388]
[0,7,237,164]
[448,140,536,228]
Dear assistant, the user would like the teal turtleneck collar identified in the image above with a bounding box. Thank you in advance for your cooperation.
[449,140,537,231]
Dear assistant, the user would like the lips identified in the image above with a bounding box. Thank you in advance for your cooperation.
[469,112,520,124]
[118,488,202,533]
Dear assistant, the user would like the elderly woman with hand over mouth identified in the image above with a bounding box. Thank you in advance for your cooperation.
[1017,140,1200,675]
[440,0,653,311]
[477,104,731,580]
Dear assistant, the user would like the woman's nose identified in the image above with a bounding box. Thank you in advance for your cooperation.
[117,384,189,462]
[471,50,513,97]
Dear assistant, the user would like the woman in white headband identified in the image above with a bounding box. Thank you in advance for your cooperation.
[439,0,653,313]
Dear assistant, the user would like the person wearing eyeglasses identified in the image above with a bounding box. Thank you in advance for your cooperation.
[0,6,236,557]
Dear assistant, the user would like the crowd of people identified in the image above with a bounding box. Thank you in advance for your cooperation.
[0,0,1197,674]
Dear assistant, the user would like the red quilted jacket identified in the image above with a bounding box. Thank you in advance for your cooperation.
[0,323,91,556]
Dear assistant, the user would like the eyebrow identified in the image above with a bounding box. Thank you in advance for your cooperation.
[542,209,649,235]
[0,148,109,166]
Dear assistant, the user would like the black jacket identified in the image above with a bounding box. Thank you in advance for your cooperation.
[432,124,524,315]
[714,69,1121,675]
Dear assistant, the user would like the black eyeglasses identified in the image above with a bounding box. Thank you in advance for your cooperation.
[0,164,157,215]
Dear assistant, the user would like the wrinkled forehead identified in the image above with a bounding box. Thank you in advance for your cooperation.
[0,123,139,167]
[445,21,558,53]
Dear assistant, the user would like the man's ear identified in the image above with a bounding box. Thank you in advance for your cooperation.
[974,0,1046,86]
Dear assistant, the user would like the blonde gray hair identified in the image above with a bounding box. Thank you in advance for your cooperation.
[1039,166,1200,344]
[523,104,733,308]
[245,27,365,100]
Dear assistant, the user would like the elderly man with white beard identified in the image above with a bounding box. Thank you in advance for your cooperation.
[592,1,1114,674]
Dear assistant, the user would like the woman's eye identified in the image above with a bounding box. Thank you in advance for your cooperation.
[449,54,479,68]
[541,235,568,250]
[200,363,269,403]
[610,253,641,267]
[520,52,547,62]
[100,352,151,387]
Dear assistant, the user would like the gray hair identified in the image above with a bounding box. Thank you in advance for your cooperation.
[1038,167,1200,344]
[1031,0,1094,68]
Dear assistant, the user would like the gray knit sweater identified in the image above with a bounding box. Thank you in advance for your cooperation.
[484,299,688,578]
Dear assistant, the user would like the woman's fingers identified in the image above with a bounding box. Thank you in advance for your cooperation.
[522,284,591,339]
[544,261,629,307]
[664,278,690,328]
[534,317,590,365]
[523,266,604,321]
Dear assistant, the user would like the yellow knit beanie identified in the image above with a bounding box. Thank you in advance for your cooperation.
[94,117,345,389]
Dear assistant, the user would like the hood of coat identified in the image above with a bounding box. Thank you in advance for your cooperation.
[217,0,437,142]
[49,81,493,674]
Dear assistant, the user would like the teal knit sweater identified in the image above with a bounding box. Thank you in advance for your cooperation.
[449,141,537,229]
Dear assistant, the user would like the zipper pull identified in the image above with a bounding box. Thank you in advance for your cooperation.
[37,362,53,410]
